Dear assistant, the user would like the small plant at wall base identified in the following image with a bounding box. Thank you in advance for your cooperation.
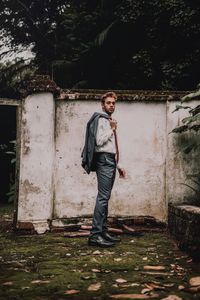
[5,140,16,203]
[172,83,200,202]
[179,173,200,204]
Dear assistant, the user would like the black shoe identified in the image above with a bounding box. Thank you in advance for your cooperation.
[88,235,115,248]
[102,232,121,243]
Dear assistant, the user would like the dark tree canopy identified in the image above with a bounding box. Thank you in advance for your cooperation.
[1,0,200,91]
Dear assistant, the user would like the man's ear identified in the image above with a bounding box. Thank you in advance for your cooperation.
[101,103,105,111]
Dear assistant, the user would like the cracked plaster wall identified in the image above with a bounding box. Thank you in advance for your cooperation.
[18,93,55,230]
[17,92,200,232]
[54,100,167,221]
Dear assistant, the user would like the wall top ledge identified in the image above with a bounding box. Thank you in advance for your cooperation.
[20,75,60,97]
[57,89,192,102]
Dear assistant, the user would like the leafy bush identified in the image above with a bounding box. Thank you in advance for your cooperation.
[172,84,200,201]
[5,140,16,203]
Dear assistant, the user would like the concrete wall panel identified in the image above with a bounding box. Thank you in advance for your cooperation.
[18,93,55,231]
[54,100,167,221]
[16,90,200,232]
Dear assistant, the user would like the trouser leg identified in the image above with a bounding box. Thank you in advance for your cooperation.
[102,172,116,233]
[90,153,116,238]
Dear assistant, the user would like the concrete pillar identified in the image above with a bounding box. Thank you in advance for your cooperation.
[17,75,59,233]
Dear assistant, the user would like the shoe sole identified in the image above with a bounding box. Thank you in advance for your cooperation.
[88,241,115,248]
[104,239,121,243]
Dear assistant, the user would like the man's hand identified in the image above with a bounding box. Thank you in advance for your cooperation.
[118,168,126,179]
[109,118,117,131]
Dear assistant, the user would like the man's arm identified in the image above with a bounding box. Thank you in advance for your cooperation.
[96,118,114,146]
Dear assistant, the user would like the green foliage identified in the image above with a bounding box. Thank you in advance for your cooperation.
[0,59,35,98]
[172,84,200,200]
[172,84,200,134]
[1,0,200,89]
[179,173,200,201]
[5,140,16,203]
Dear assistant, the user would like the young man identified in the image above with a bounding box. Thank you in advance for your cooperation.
[82,91,125,247]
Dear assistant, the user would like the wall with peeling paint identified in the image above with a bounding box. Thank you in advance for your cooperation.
[54,100,167,222]
[18,93,55,234]
[17,90,200,233]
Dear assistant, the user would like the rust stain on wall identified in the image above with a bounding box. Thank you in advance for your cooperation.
[22,127,31,155]
[21,110,31,155]
[22,179,41,198]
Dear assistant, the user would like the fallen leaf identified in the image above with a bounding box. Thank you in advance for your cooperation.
[110,293,159,299]
[144,283,166,291]
[91,268,101,273]
[31,280,50,284]
[105,269,112,273]
[187,286,200,293]
[114,258,122,262]
[2,281,13,286]
[142,257,148,261]
[163,283,175,288]
[131,283,140,287]
[81,274,96,280]
[189,276,200,286]
[105,251,115,255]
[64,289,80,295]
[143,266,165,271]
[141,288,152,294]
[161,295,182,300]
[93,250,101,255]
[178,285,185,290]
[116,278,127,284]
[64,232,89,238]
[141,271,171,277]
[120,283,133,288]
[88,282,101,291]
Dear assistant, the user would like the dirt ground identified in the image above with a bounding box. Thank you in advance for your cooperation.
[0,205,200,300]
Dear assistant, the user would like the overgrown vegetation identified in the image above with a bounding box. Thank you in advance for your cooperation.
[1,0,200,90]
[0,229,199,300]
[172,84,200,202]
[0,59,35,98]
[5,140,16,204]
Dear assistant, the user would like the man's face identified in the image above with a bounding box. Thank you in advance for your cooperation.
[102,97,116,115]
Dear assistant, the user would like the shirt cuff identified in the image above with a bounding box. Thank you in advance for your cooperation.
[117,163,123,170]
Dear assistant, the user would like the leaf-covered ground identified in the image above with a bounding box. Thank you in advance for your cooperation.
[0,206,200,300]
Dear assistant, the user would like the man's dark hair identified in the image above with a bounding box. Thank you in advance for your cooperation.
[101,91,117,104]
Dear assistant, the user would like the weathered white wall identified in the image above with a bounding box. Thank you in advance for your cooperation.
[54,100,167,221]
[18,93,55,233]
[17,92,200,232]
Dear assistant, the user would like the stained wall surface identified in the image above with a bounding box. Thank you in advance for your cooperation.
[54,100,167,221]
[18,93,55,233]
[17,91,200,232]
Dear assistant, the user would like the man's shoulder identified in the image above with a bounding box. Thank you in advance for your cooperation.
[88,112,109,123]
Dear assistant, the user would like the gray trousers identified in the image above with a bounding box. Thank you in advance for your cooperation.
[90,152,116,238]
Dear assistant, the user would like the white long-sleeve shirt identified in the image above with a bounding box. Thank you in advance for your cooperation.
[95,115,123,169]
[95,117,116,154]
